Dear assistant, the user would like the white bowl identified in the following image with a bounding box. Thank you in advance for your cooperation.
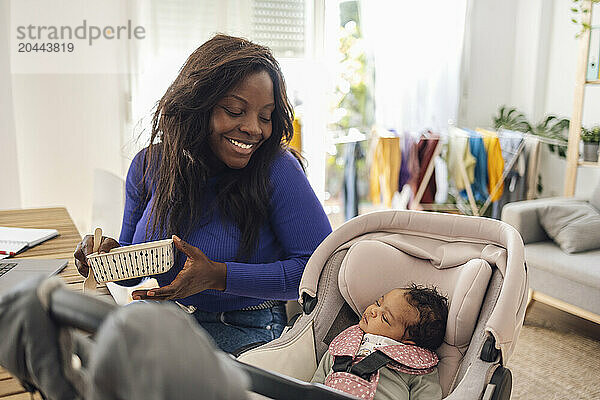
[86,239,174,283]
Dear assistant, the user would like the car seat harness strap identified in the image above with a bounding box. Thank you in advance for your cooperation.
[333,351,394,380]
[325,325,440,400]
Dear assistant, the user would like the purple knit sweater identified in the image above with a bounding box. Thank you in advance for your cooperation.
[117,148,332,312]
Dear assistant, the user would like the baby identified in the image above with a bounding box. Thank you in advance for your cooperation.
[311,284,448,400]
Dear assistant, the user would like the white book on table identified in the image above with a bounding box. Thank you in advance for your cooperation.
[0,226,59,259]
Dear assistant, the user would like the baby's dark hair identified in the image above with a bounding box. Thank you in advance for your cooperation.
[403,284,448,351]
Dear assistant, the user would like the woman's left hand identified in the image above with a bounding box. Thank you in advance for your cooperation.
[131,235,226,301]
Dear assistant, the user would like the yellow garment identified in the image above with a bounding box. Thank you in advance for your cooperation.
[289,117,302,152]
[369,136,401,207]
[447,127,476,190]
[476,128,504,201]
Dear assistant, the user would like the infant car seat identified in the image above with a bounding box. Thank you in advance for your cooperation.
[238,210,528,399]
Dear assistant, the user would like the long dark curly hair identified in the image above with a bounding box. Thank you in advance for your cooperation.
[139,34,298,260]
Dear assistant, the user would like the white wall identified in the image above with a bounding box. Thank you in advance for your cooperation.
[459,0,518,128]
[1,0,135,236]
[510,0,553,122]
[0,0,21,210]
[10,74,129,235]
[541,0,600,198]
[461,0,600,198]
[460,0,553,126]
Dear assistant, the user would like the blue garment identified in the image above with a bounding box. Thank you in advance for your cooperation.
[193,303,287,353]
[460,130,488,203]
[118,148,332,312]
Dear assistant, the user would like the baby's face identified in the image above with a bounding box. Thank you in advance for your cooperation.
[358,288,419,343]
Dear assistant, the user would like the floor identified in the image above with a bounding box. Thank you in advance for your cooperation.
[525,300,600,342]
[507,300,600,400]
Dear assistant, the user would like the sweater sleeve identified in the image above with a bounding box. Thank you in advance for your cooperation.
[119,148,149,247]
[224,151,332,300]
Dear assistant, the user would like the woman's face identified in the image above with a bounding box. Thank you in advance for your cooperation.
[208,70,275,169]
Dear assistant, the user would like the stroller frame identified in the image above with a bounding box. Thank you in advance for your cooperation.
[3,210,526,400]
[48,287,357,400]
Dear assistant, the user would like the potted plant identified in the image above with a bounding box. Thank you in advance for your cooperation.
[581,126,600,162]
[493,106,570,157]
[493,106,531,132]
[529,115,570,158]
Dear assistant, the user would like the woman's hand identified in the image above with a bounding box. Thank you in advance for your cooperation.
[73,234,120,278]
[131,235,227,301]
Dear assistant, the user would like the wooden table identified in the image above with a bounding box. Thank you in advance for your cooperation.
[0,207,111,399]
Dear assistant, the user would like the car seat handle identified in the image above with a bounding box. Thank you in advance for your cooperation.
[480,336,499,362]
[302,293,317,314]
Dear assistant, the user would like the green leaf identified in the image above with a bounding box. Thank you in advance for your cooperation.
[572,18,579,23]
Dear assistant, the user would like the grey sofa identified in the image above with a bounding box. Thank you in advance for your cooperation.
[501,182,600,320]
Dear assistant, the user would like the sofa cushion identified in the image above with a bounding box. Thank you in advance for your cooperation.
[537,202,600,253]
[525,242,600,289]
[591,180,600,211]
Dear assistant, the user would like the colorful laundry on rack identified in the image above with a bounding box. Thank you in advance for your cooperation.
[461,129,489,203]
[476,128,504,202]
[409,132,439,205]
[492,129,527,219]
[434,152,449,204]
[369,135,401,207]
[498,129,525,169]
[398,132,415,190]
[359,126,541,215]
[343,141,364,221]
[447,127,476,191]
[525,136,542,200]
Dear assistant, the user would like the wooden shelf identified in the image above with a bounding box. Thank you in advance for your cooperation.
[578,160,600,167]
[565,0,595,196]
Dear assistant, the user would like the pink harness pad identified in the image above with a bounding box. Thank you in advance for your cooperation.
[325,325,439,399]
[325,371,379,400]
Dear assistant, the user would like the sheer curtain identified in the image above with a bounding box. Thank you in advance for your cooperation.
[361,0,467,134]
[124,0,255,164]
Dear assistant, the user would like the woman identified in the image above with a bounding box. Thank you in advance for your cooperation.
[73,34,332,353]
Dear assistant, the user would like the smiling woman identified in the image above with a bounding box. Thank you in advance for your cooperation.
[72,34,332,353]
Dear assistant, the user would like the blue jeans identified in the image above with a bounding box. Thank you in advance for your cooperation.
[192,303,287,354]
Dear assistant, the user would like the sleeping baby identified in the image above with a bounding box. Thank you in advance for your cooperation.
[311,284,448,400]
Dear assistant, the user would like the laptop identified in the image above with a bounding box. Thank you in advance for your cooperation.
[0,259,68,294]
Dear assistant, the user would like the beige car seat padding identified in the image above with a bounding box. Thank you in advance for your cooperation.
[237,320,318,382]
[337,239,492,394]
[300,210,527,363]
[340,240,492,347]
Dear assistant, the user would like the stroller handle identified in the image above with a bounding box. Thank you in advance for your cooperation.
[47,288,357,400]
[49,287,117,333]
